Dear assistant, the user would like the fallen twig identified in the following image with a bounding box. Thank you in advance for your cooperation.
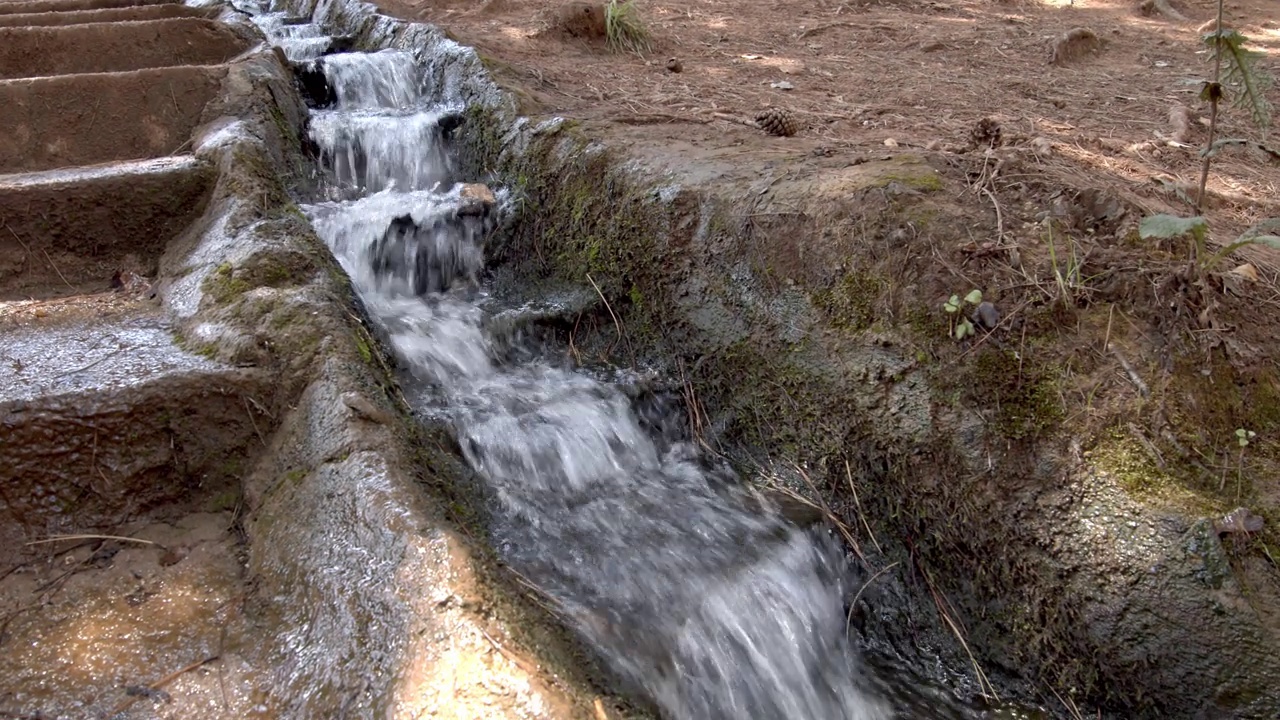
[844,460,883,555]
[845,561,900,638]
[585,272,635,367]
[110,655,220,716]
[26,534,154,546]
[920,563,998,701]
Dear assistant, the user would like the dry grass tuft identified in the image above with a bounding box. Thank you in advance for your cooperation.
[604,0,651,54]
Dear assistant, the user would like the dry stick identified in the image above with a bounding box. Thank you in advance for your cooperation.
[243,396,267,447]
[710,111,756,128]
[978,185,1006,245]
[844,460,883,555]
[26,534,154,546]
[1196,0,1226,216]
[110,655,220,716]
[1112,349,1149,397]
[479,628,540,677]
[3,222,32,260]
[585,273,635,367]
[791,463,865,563]
[40,249,75,290]
[844,561,900,638]
[1048,683,1087,720]
[920,565,998,701]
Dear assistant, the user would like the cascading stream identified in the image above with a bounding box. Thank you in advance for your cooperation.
[252,18,994,718]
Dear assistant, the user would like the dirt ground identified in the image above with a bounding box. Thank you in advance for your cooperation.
[376,0,1279,244]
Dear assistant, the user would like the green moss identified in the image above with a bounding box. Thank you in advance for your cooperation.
[354,333,374,364]
[268,102,300,149]
[200,247,322,310]
[879,168,945,192]
[171,326,219,359]
[223,144,292,228]
[1087,429,1225,513]
[207,489,241,512]
[813,269,884,332]
[961,347,1064,441]
[202,262,253,305]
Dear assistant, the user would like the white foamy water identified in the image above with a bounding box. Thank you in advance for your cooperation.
[286,20,909,720]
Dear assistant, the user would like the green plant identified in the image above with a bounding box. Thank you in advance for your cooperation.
[1044,221,1097,308]
[605,0,651,54]
[1138,214,1280,272]
[1228,427,1257,500]
[1139,4,1277,270]
[1196,1,1273,211]
[943,289,983,340]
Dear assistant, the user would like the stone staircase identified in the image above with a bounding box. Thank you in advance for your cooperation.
[0,0,277,714]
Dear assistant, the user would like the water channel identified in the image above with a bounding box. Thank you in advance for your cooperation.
[248,6,1047,718]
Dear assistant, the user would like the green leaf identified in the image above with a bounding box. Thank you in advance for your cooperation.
[954,318,974,340]
[1247,234,1280,249]
[1203,234,1280,270]
[964,289,983,305]
[944,295,960,313]
[1140,214,1209,243]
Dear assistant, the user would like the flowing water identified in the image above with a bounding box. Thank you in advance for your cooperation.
[252,12,1039,719]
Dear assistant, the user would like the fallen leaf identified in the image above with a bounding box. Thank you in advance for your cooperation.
[1230,263,1260,282]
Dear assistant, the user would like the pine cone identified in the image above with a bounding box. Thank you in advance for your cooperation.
[970,117,1002,149]
[755,107,799,137]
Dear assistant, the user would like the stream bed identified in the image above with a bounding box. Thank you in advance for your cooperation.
[249,5,1049,718]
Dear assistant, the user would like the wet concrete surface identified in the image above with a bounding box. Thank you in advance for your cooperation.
[0,511,268,719]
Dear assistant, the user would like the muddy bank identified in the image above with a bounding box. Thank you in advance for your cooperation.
[281,0,1280,717]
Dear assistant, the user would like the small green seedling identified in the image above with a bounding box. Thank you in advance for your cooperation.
[1227,427,1257,500]
[944,289,983,340]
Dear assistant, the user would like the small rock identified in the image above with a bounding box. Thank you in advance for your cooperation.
[1214,507,1264,535]
[665,57,683,73]
[459,182,496,206]
[883,138,899,148]
[158,545,189,567]
[1030,136,1054,157]
[974,301,1000,330]
[111,270,152,295]
[457,183,496,217]
[342,392,395,425]
[770,80,795,90]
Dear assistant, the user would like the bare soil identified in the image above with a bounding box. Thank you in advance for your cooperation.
[0,18,252,79]
[379,0,1280,247]
[0,65,226,173]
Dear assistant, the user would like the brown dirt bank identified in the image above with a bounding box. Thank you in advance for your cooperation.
[339,0,1280,716]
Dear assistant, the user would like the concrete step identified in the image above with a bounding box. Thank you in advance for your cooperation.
[0,0,174,15]
[0,17,253,79]
[0,155,216,300]
[0,2,215,27]
[0,64,227,173]
[0,313,272,572]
